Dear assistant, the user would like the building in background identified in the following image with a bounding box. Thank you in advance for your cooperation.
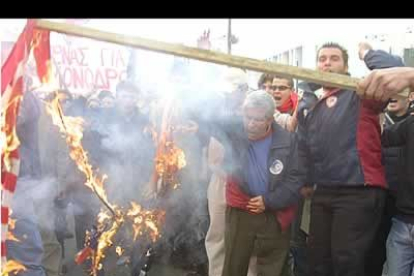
[265,26,414,82]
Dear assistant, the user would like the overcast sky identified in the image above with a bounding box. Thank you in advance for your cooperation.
[1,19,413,60]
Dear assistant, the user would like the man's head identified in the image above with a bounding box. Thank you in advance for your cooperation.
[242,90,275,140]
[387,97,410,116]
[258,73,275,94]
[116,80,140,114]
[270,76,294,108]
[98,90,115,109]
[317,42,349,75]
[87,96,100,109]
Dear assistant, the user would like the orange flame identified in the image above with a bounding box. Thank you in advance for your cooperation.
[94,211,124,274]
[6,231,20,242]
[1,96,22,171]
[115,246,123,257]
[150,98,187,195]
[126,202,165,242]
[44,92,120,276]
[1,260,26,276]
[45,93,115,213]
[43,87,182,275]
[9,218,16,230]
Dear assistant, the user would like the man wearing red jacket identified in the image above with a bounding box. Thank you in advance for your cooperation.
[297,42,404,276]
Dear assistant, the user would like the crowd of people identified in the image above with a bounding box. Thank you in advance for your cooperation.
[4,38,414,276]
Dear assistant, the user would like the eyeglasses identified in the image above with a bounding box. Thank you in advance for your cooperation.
[270,85,291,91]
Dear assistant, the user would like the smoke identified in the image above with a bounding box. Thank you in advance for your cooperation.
[94,51,250,267]
[21,39,258,271]
[11,176,59,231]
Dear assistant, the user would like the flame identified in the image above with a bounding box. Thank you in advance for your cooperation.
[88,201,165,275]
[97,210,112,224]
[155,141,186,175]
[151,98,187,195]
[126,202,165,242]
[43,85,180,275]
[45,93,115,213]
[1,260,26,276]
[6,231,20,242]
[1,96,22,171]
[94,212,124,273]
[9,218,16,230]
[115,246,123,256]
[44,92,120,276]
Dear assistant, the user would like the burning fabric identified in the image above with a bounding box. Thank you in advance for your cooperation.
[1,260,26,276]
[44,89,171,276]
[149,97,187,196]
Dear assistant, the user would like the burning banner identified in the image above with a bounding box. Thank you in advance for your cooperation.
[45,89,166,276]
[150,97,187,196]
[2,19,190,276]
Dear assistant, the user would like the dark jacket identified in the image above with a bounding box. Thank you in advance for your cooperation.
[216,120,302,211]
[370,49,406,192]
[382,110,411,192]
[297,49,404,188]
[382,115,414,220]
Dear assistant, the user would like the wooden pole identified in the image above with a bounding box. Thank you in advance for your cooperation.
[35,19,409,97]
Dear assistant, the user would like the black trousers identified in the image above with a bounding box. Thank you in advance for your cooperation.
[308,185,386,276]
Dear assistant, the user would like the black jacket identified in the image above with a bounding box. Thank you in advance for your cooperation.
[382,115,414,219]
[382,110,411,192]
[297,49,404,188]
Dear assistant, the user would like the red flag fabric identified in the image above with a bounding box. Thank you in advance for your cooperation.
[1,19,51,265]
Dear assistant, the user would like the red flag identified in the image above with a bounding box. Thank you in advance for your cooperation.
[33,28,51,83]
[1,19,51,264]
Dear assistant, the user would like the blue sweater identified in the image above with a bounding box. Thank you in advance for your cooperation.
[245,133,272,196]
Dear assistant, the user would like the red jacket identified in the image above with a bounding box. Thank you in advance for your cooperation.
[226,176,297,232]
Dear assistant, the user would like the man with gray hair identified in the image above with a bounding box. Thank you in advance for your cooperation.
[214,90,302,276]
[204,67,257,276]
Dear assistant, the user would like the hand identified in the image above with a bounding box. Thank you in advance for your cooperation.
[247,196,265,214]
[358,42,373,60]
[356,67,414,101]
[197,30,211,50]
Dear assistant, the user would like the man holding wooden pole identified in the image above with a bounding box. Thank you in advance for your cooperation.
[297,42,405,276]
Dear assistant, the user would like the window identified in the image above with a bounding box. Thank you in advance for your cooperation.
[404,48,414,67]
